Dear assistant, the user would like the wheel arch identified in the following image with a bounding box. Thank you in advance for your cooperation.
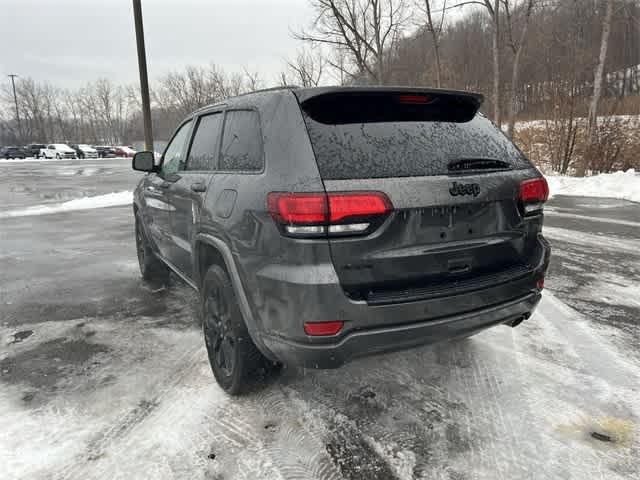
[195,234,277,362]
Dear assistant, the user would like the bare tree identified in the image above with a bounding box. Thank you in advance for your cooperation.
[154,64,234,117]
[326,45,356,84]
[295,0,408,84]
[587,0,615,137]
[242,68,263,92]
[283,48,327,86]
[417,0,447,87]
[504,0,535,138]
[487,0,501,126]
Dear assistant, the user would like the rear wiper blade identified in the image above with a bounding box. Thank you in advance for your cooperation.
[448,158,512,172]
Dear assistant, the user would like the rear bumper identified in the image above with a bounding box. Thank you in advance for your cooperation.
[261,292,541,368]
[243,234,549,367]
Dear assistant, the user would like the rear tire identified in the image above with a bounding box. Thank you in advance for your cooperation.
[201,265,265,395]
[135,214,169,284]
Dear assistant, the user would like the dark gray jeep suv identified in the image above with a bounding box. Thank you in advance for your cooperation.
[132,86,550,394]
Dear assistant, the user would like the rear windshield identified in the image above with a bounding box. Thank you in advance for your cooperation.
[300,93,532,180]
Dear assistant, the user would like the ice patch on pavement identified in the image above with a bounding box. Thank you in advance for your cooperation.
[0,191,132,218]
[545,209,640,228]
[546,169,640,203]
[589,275,640,309]
[57,167,102,176]
[543,226,640,255]
[368,438,417,480]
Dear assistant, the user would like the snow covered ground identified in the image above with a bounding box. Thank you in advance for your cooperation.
[0,156,131,164]
[1,158,638,480]
[515,115,640,131]
[546,169,640,203]
[0,191,132,218]
[1,291,638,480]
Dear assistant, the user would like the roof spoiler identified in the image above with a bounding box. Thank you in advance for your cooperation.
[295,87,484,124]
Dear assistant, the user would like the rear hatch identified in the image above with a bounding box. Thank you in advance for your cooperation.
[296,88,545,305]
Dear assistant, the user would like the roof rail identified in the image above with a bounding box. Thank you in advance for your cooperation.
[192,85,300,115]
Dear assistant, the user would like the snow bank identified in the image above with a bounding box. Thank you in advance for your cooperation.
[516,115,640,131]
[0,191,132,218]
[0,157,128,164]
[546,169,640,203]
[0,157,65,164]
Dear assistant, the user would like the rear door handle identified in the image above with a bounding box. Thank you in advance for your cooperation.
[191,182,207,193]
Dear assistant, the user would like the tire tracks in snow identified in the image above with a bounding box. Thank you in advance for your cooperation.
[53,357,345,480]
[52,345,203,480]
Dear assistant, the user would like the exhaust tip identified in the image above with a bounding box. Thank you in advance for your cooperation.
[508,314,529,328]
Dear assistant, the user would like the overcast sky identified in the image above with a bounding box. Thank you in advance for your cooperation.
[0,0,315,88]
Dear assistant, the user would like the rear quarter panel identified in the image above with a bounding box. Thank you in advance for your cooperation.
[198,91,336,338]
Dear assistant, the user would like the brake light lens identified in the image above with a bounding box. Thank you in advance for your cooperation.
[268,191,393,237]
[399,94,431,104]
[304,321,344,336]
[327,192,391,222]
[519,177,549,215]
[268,193,327,224]
[520,177,549,202]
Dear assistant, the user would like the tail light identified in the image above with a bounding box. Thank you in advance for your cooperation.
[519,177,549,215]
[304,321,344,336]
[268,191,393,237]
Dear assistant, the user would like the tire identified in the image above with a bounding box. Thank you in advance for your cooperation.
[202,264,265,395]
[135,214,169,283]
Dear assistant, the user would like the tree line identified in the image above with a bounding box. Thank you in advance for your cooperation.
[0,67,262,147]
[1,0,638,173]
[294,0,638,127]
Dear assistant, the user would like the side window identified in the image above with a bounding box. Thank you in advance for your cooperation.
[161,120,192,176]
[186,113,223,171]
[219,110,263,171]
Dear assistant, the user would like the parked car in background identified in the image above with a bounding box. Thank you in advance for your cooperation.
[70,144,99,159]
[25,143,46,158]
[0,146,27,159]
[41,144,77,159]
[113,146,136,158]
[94,146,117,158]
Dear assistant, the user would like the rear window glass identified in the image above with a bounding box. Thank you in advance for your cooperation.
[219,110,263,172]
[300,94,532,180]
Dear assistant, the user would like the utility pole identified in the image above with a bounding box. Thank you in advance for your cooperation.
[132,0,153,152]
[8,74,21,141]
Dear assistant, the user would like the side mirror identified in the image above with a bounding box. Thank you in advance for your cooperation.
[132,151,155,172]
